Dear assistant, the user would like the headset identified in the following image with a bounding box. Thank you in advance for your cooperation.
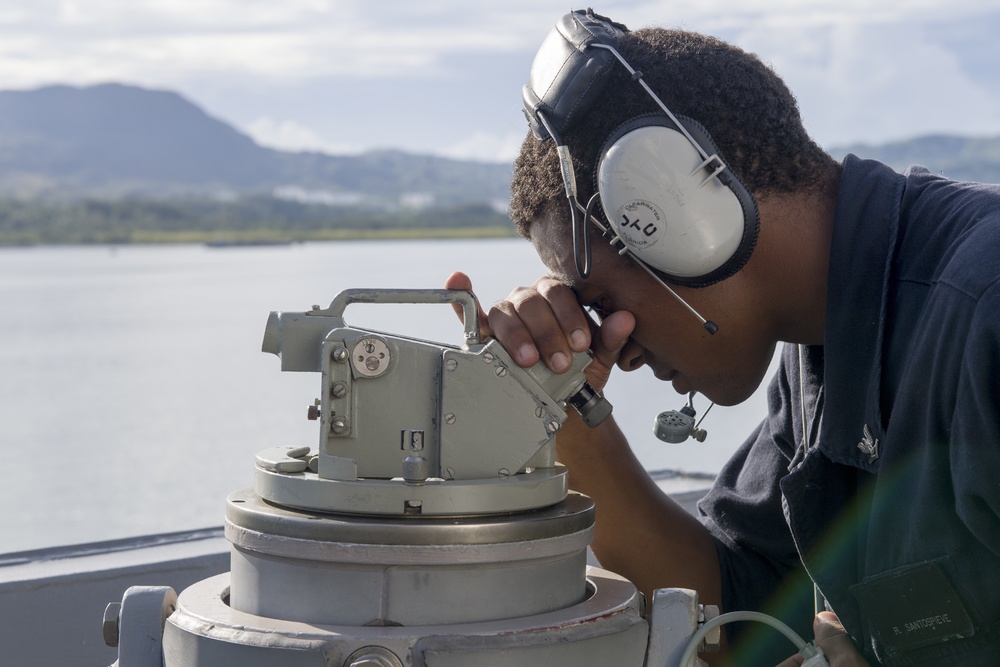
[521,8,761,335]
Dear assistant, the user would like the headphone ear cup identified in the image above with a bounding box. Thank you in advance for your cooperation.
[596,114,759,287]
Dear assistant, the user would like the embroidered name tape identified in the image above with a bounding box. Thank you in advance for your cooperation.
[850,560,975,656]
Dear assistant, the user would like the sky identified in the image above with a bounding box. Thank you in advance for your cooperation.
[1,0,1000,163]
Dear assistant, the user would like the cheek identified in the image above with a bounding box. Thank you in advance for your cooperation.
[628,316,699,369]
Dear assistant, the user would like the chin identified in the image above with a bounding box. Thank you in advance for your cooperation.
[699,380,760,407]
[700,355,774,406]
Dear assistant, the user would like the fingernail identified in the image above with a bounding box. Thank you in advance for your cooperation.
[551,352,570,372]
[518,344,537,363]
[570,328,588,350]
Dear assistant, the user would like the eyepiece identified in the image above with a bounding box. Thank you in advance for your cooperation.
[568,382,613,427]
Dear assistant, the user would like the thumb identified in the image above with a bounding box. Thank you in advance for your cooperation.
[581,310,635,391]
[444,270,472,293]
[813,612,869,666]
[593,310,635,364]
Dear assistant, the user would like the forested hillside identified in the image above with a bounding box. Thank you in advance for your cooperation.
[2,83,1000,246]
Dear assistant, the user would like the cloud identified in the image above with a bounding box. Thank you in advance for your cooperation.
[0,0,553,87]
[3,0,1000,158]
[244,116,365,155]
[245,116,526,163]
[4,1,999,85]
[438,131,526,163]
[731,15,1000,147]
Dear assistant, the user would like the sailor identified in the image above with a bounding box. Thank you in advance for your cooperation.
[447,9,1000,666]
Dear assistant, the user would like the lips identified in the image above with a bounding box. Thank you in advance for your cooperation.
[652,366,689,394]
[652,367,676,382]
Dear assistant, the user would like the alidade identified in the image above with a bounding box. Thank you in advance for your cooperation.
[255,288,612,516]
[105,288,717,667]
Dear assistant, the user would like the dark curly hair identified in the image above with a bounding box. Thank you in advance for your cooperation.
[509,26,841,239]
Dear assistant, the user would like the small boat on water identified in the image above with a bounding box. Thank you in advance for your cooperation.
[204,238,295,248]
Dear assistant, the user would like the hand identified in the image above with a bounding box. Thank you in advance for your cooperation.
[443,271,635,393]
[776,612,870,667]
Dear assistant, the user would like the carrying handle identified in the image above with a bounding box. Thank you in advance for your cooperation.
[327,288,481,346]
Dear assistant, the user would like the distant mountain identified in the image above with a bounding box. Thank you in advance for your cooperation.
[830,135,1000,183]
[2,83,998,206]
[0,83,512,204]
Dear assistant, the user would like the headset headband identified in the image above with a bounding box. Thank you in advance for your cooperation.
[521,10,627,142]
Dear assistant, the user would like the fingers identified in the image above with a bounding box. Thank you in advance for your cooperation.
[444,270,473,293]
[813,612,870,666]
[489,276,598,372]
[814,611,847,641]
[445,272,637,388]
[774,654,804,667]
[775,613,869,667]
[444,271,491,339]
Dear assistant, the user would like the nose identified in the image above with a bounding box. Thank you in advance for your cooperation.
[616,338,646,372]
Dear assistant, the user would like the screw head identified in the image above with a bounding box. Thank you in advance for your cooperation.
[699,604,722,652]
[102,602,121,647]
[332,347,349,363]
[332,382,348,398]
[444,413,456,425]
[331,417,348,434]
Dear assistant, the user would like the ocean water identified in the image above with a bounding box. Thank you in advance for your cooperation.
[0,240,773,553]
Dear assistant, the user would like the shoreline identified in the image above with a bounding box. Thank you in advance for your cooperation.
[0,225,518,247]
